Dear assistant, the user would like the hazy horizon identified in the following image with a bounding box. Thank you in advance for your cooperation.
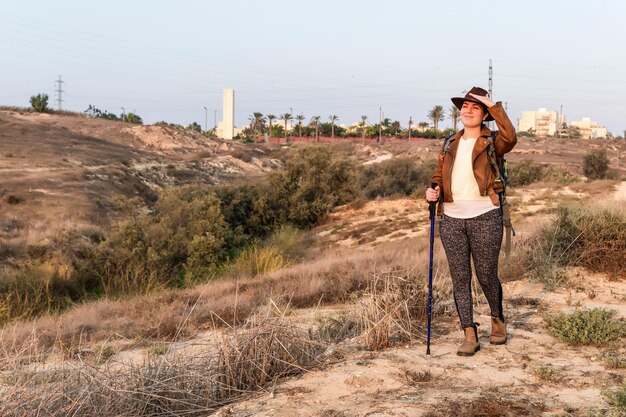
[2,0,625,135]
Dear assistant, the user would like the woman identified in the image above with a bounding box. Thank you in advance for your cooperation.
[426,86,517,356]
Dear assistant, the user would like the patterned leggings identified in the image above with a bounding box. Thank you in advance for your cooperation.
[440,208,504,329]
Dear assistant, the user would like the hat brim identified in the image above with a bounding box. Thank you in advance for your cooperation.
[451,97,494,122]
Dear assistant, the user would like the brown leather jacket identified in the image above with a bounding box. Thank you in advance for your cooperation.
[431,102,517,215]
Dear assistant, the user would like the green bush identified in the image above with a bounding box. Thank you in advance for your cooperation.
[525,203,626,280]
[30,93,49,113]
[360,158,436,199]
[269,146,358,228]
[603,383,626,414]
[102,185,228,291]
[541,165,579,184]
[583,149,609,180]
[213,182,276,251]
[544,308,625,346]
[507,160,577,187]
[0,228,104,324]
[507,159,544,186]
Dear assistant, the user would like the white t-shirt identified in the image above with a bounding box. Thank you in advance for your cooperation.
[443,137,498,219]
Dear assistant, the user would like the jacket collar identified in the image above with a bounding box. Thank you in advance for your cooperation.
[449,125,493,160]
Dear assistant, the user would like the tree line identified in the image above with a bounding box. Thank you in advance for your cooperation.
[238,105,462,141]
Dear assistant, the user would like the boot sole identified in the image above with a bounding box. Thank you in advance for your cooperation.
[490,339,507,345]
[457,346,480,356]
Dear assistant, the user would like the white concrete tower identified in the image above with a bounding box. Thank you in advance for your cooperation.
[223,88,235,139]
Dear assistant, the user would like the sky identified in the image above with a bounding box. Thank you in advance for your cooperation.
[1,0,625,135]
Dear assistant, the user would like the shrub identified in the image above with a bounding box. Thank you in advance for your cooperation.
[124,112,142,124]
[533,365,563,382]
[583,149,609,180]
[263,225,307,260]
[228,245,291,278]
[268,146,358,228]
[227,227,306,278]
[603,352,626,369]
[507,160,577,187]
[523,203,626,281]
[360,158,436,199]
[541,165,578,184]
[29,93,49,113]
[213,182,276,250]
[603,383,626,415]
[102,185,228,292]
[544,308,626,346]
[508,159,544,187]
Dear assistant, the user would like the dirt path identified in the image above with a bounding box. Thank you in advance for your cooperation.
[217,274,625,417]
[614,181,626,201]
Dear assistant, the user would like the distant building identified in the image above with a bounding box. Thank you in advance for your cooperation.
[518,108,565,137]
[220,88,235,140]
[570,117,608,139]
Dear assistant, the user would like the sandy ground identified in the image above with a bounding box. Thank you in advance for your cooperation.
[211,271,625,417]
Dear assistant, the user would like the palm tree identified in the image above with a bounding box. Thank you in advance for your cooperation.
[295,113,305,137]
[418,122,429,132]
[428,105,445,131]
[280,112,293,140]
[408,116,413,140]
[449,106,460,131]
[310,116,321,141]
[359,115,368,141]
[329,115,339,139]
[248,112,265,134]
[390,120,401,137]
[267,114,276,137]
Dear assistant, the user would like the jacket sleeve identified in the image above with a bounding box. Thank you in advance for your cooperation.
[489,102,517,155]
[430,148,444,190]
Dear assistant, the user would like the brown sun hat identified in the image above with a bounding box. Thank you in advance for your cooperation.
[451,86,494,121]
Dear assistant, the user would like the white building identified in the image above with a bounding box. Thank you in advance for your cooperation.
[571,117,608,139]
[220,88,235,140]
[518,108,565,137]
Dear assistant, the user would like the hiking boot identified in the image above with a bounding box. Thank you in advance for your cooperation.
[489,317,507,345]
[457,324,480,356]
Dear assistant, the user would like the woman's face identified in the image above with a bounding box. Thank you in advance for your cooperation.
[460,101,488,128]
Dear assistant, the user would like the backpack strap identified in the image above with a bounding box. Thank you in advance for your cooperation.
[434,134,457,218]
[486,132,515,265]
[441,133,456,155]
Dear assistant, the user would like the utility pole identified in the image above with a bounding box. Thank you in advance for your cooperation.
[559,105,563,138]
[55,75,65,110]
[121,107,125,123]
[378,107,382,142]
[203,106,208,131]
[488,60,494,130]
[488,59,493,98]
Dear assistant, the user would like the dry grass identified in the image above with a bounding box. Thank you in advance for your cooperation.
[357,251,454,351]
[358,271,427,350]
[0,238,451,362]
[0,309,325,417]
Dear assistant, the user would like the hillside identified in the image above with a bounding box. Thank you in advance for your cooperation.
[0,111,625,416]
[0,110,282,247]
[3,109,625,251]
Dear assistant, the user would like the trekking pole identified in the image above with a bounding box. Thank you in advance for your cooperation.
[426,183,437,356]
